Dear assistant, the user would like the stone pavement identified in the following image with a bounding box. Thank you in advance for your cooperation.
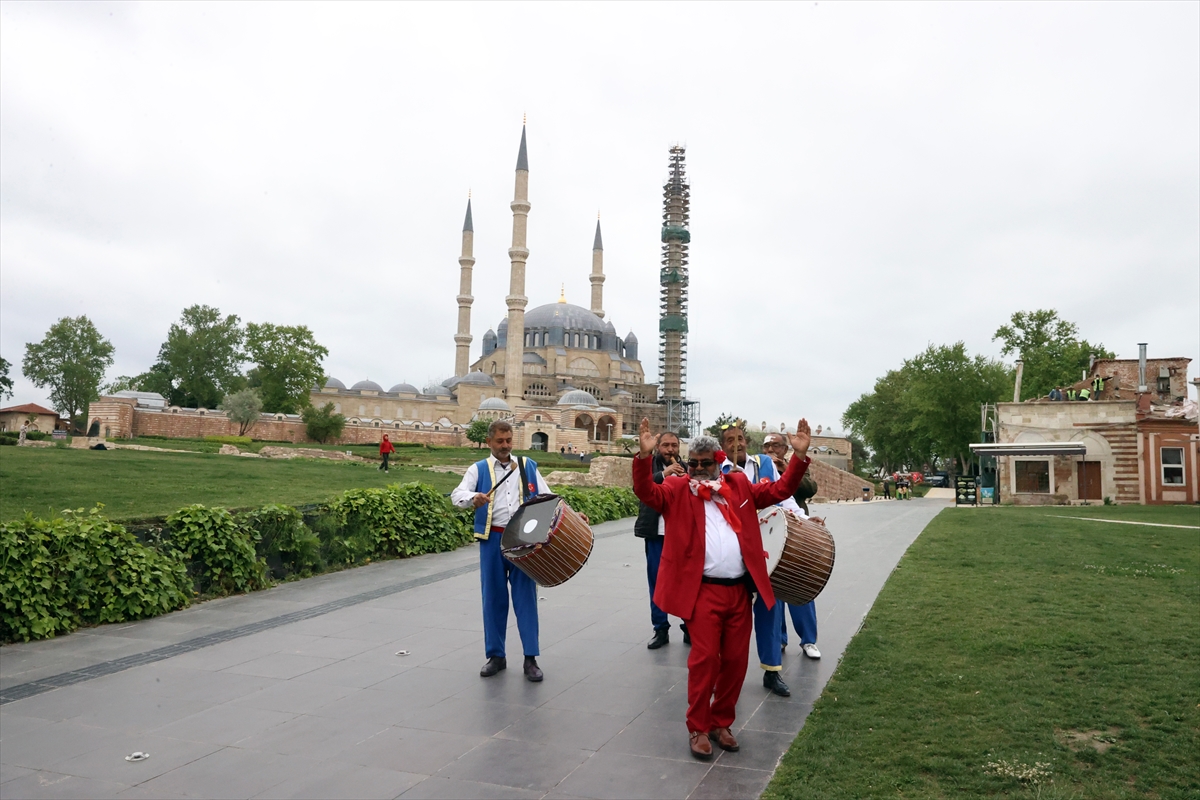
[0,498,948,800]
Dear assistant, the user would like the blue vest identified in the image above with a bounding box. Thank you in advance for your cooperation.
[722,454,778,483]
[472,457,539,540]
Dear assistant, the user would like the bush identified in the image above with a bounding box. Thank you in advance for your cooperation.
[0,507,191,642]
[550,486,640,524]
[244,503,322,578]
[166,505,267,595]
[203,435,253,447]
[303,402,345,444]
[327,482,474,558]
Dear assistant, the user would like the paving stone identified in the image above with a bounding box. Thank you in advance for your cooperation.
[397,776,542,799]
[1,722,117,770]
[222,653,338,680]
[252,763,423,799]
[398,697,533,737]
[230,680,359,714]
[44,732,221,784]
[434,737,591,792]
[234,713,388,759]
[341,726,490,775]
[132,747,306,799]
[151,705,296,746]
[0,770,131,799]
[495,706,633,751]
[552,750,708,799]
[689,764,774,799]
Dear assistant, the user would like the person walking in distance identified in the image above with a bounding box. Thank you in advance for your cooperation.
[379,434,394,472]
[635,430,689,649]
[633,417,812,759]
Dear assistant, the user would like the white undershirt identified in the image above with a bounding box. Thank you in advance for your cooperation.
[702,499,745,578]
[451,457,551,528]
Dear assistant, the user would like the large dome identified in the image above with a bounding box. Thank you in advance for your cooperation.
[323,377,346,390]
[558,389,599,407]
[351,380,383,392]
[388,382,419,394]
[524,302,606,334]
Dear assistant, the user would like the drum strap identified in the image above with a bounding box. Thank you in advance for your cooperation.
[517,457,531,503]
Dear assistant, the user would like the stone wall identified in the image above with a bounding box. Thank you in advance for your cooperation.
[1089,357,1191,400]
[806,459,874,502]
[544,456,633,487]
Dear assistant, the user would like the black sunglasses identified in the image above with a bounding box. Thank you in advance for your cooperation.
[687,458,717,469]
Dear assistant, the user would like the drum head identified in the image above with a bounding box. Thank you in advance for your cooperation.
[757,507,789,574]
[500,495,562,552]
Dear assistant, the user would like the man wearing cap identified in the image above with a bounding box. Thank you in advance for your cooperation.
[634,417,812,759]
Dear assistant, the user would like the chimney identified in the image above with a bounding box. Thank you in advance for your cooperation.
[1013,359,1024,402]
[1138,343,1148,392]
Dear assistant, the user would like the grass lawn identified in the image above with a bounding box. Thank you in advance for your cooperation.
[765,505,1200,800]
[0,446,463,522]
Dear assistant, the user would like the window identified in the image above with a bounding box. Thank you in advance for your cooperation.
[1162,447,1185,485]
[1157,376,1171,394]
[1015,460,1050,493]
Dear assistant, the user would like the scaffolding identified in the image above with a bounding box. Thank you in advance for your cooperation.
[656,146,700,437]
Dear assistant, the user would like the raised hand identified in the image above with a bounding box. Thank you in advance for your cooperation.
[638,417,656,457]
[789,419,812,456]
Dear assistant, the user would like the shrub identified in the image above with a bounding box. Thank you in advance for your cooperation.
[308,508,376,566]
[550,486,640,524]
[166,505,267,595]
[303,402,345,444]
[0,507,191,642]
[244,503,322,578]
[203,435,253,447]
[218,389,263,437]
[327,482,474,558]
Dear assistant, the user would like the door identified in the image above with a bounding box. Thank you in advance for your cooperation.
[1078,461,1102,500]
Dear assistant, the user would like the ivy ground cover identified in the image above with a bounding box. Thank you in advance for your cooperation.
[765,505,1199,800]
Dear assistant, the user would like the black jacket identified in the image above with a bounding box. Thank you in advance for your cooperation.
[633,453,672,539]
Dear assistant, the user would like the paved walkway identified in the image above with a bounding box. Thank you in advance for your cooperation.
[0,499,948,800]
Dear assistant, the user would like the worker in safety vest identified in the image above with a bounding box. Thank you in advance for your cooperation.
[1092,375,1104,397]
[1066,388,1078,400]
[1078,387,1091,401]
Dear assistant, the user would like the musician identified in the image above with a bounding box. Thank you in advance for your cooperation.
[633,417,812,760]
[634,430,689,649]
[763,432,822,661]
[719,424,800,697]
[451,420,551,682]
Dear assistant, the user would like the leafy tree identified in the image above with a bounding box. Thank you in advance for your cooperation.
[22,316,115,431]
[993,309,1115,400]
[705,412,743,437]
[151,305,245,409]
[219,389,264,436]
[466,418,490,448]
[843,368,928,475]
[245,323,328,414]
[302,402,345,444]
[0,356,12,400]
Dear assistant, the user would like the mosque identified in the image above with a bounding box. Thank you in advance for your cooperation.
[310,126,669,453]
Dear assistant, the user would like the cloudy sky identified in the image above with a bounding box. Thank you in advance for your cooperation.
[2,1,1197,432]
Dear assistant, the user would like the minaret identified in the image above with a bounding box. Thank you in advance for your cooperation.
[453,197,475,377]
[590,216,605,319]
[660,145,690,401]
[504,124,531,400]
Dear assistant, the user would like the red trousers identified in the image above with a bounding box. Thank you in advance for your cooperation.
[684,582,753,733]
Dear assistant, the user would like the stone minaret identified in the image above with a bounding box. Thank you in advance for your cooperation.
[453,198,475,377]
[504,125,531,400]
[590,217,605,319]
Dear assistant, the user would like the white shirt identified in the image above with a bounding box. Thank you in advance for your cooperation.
[702,498,746,579]
[451,456,552,529]
[722,455,805,516]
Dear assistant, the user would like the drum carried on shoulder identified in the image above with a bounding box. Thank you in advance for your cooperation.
[500,495,594,587]
[757,507,835,605]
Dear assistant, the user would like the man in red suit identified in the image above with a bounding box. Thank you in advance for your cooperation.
[632,416,812,759]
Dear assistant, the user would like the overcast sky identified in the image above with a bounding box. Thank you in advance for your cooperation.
[2,1,1197,433]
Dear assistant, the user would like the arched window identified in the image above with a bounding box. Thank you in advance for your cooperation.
[489,361,498,373]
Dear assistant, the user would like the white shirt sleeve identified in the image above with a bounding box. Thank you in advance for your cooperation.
[780,496,805,515]
[451,462,482,508]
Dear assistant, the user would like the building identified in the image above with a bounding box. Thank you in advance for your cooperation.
[0,404,63,434]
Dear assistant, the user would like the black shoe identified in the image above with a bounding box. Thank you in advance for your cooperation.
[523,656,543,682]
[647,629,669,650]
[480,657,506,677]
[764,671,791,697]
[681,624,691,646]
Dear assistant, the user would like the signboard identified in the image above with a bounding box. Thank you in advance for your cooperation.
[955,476,977,506]
[51,429,67,440]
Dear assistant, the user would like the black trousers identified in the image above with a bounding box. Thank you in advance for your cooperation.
[380,453,390,471]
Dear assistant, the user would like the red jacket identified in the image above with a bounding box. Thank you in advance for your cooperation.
[632,453,809,620]
[379,439,395,455]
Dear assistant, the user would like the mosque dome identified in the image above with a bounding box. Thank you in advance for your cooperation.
[524,303,606,334]
[498,318,508,332]
[388,382,419,394]
[323,377,346,390]
[558,389,599,407]
[444,372,496,389]
[482,329,497,342]
[351,380,383,392]
[624,331,638,343]
[479,397,511,411]
[422,382,452,397]
[604,320,616,334]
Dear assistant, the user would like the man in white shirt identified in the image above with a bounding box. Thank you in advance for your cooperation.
[451,420,551,681]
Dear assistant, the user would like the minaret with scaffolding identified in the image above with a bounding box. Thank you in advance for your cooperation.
[659,145,698,436]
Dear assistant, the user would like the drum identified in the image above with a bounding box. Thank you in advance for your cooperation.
[500,494,594,587]
[757,507,835,606]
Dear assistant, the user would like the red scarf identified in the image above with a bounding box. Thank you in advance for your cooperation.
[689,477,742,535]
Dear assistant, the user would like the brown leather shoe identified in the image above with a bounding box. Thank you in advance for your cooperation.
[710,727,739,751]
[689,730,713,759]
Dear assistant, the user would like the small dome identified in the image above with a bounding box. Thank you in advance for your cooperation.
[324,377,347,390]
[625,331,638,343]
[444,372,496,389]
[351,380,383,392]
[483,329,497,342]
[479,397,511,411]
[604,320,616,333]
[558,389,599,407]
[612,388,632,396]
[423,382,452,397]
[389,382,419,394]
[498,318,509,331]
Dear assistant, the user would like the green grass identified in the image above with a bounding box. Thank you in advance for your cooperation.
[765,505,1200,800]
[0,447,461,522]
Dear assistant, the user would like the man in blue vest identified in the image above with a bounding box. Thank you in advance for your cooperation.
[720,424,801,697]
[452,419,551,681]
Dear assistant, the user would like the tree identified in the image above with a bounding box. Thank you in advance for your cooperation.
[245,323,328,414]
[0,356,12,400]
[219,389,263,436]
[22,316,115,431]
[993,309,1115,400]
[151,305,245,409]
[302,402,345,444]
[705,413,743,437]
[843,368,928,475]
[466,418,490,448]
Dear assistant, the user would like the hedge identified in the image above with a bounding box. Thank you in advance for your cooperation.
[550,486,640,525]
